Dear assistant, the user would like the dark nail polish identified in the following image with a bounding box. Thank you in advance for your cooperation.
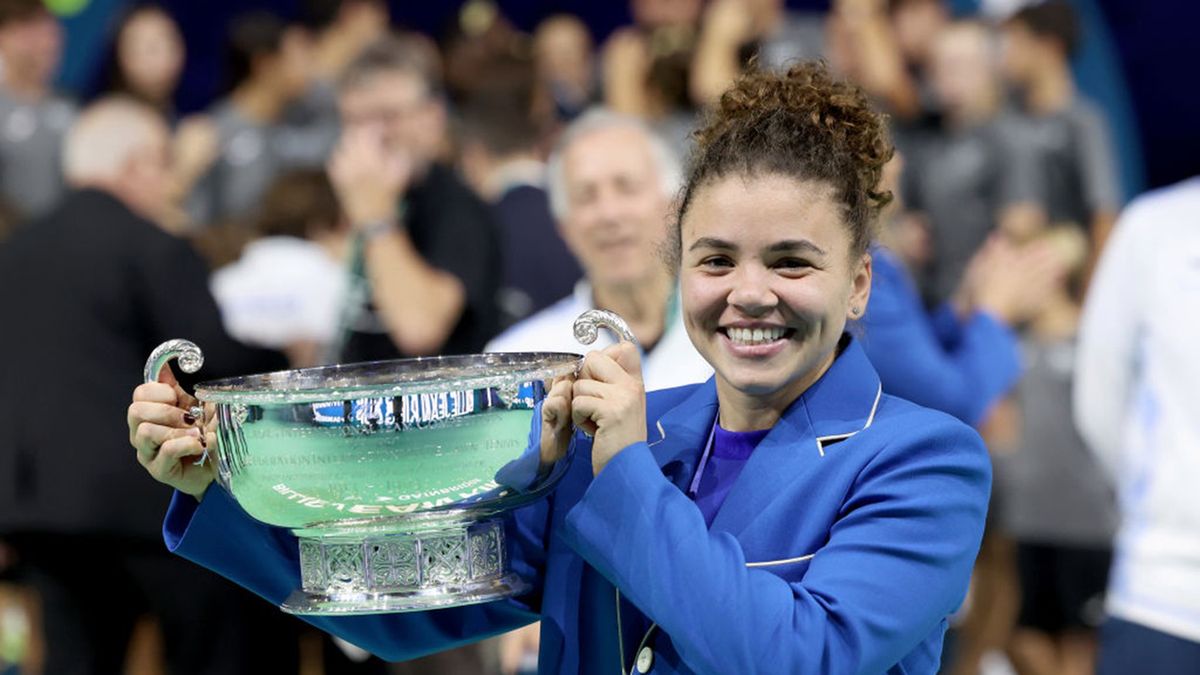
[199,435,207,448]
[183,412,196,425]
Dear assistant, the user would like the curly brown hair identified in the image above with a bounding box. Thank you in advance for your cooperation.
[670,61,894,265]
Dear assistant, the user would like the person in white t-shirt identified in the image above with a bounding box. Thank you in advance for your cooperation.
[1074,177,1200,675]
[486,107,712,392]
[210,169,349,367]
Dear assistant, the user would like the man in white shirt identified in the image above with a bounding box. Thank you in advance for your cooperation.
[486,108,711,391]
[1074,176,1200,674]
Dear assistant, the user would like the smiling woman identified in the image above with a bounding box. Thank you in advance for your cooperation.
[679,175,870,430]
[128,61,991,675]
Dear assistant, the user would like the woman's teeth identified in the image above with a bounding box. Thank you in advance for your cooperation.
[726,327,787,345]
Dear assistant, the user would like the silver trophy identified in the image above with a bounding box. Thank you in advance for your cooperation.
[143,310,634,615]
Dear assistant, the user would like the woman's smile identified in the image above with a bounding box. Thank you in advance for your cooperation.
[718,323,797,356]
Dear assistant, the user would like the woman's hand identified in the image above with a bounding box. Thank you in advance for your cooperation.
[539,375,575,469]
[128,367,215,500]
[572,342,647,476]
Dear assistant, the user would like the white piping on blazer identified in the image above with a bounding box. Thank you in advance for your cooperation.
[815,383,882,457]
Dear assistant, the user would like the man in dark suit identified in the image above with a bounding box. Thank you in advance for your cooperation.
[0,97,295,674]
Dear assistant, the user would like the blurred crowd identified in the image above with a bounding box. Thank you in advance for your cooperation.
[0,0,1179,673]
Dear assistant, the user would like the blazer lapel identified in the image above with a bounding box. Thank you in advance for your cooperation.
[647,380,719,492]
[709,338,883,538]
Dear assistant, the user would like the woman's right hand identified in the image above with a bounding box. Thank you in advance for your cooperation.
[128,367,215,500]
[539,375,575,469]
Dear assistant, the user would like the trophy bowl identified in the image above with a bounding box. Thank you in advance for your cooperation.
[144,310,633,615]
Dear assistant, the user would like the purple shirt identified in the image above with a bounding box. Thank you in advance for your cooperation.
[690,424,770,527]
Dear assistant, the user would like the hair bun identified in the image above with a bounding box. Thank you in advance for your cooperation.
[677,60,894,259]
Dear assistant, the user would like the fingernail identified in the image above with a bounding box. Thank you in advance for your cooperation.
[199,435,208,448]
[183,412,196,425]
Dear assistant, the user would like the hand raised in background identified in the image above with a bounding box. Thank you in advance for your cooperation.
[327,124,414,227]
[962,235,1066,325]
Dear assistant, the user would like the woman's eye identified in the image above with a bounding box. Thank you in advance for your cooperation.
[700,256,733,268]
[774,258,813,270]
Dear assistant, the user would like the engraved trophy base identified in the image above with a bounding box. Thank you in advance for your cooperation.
[281,516,526,615]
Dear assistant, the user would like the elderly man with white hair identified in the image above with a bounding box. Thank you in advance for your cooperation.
[0,96,296,674]
[486,108,711,390]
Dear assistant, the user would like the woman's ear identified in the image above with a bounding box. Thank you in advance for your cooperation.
[847,252,872,320]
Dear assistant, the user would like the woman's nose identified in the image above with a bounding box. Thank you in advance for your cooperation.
[727,267,777,314]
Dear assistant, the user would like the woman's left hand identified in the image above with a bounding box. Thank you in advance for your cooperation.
[572,342,647,476]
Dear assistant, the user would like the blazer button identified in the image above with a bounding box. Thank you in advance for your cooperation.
[636,646,654,673]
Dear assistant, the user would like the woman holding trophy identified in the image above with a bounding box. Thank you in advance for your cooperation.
[129,62,989,674]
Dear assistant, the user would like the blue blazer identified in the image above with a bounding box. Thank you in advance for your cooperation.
[164,337,991,674]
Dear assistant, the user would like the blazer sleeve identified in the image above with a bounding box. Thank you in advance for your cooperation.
[559,416,991,675]
[861,250,1020,426]
[162,486,545,662]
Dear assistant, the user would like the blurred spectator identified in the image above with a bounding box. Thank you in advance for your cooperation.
[0,96,295,675]
[303,0,390,82]
[1074,176,1200,675]
[862,152,1056,427]
[690,0,756,108]
[533,14,597,122]
[829,0,948,123]
[1001,0,1120,251]
[442,0,525,106]
[285,0,390,154]
[458,54,581,325]
[105,4,185,120]
[329,37,503,367]
[691,0,825,107]
[211,169,349,368]
[603,0,704,150]
[0,0,75,218]
[901,20,1045,305]
[180,11,332,228]
[487,108,711,388]
[748,0,826,68]
[995,227,1115,675]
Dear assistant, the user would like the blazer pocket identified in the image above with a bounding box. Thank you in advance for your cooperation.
[744,553,815,582]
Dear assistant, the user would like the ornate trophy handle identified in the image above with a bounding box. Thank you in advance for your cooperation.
[572,309,639,348]
[143,339,208,465]
[571,311,639,436]
[144,339,205,384]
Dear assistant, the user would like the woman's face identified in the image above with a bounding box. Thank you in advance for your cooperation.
[118,10,184,103]
[680,173,871,410]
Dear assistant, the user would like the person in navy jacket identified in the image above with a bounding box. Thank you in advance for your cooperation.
[129,62,991,674]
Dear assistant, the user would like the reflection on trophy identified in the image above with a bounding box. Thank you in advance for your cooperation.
[143,310,634,615]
